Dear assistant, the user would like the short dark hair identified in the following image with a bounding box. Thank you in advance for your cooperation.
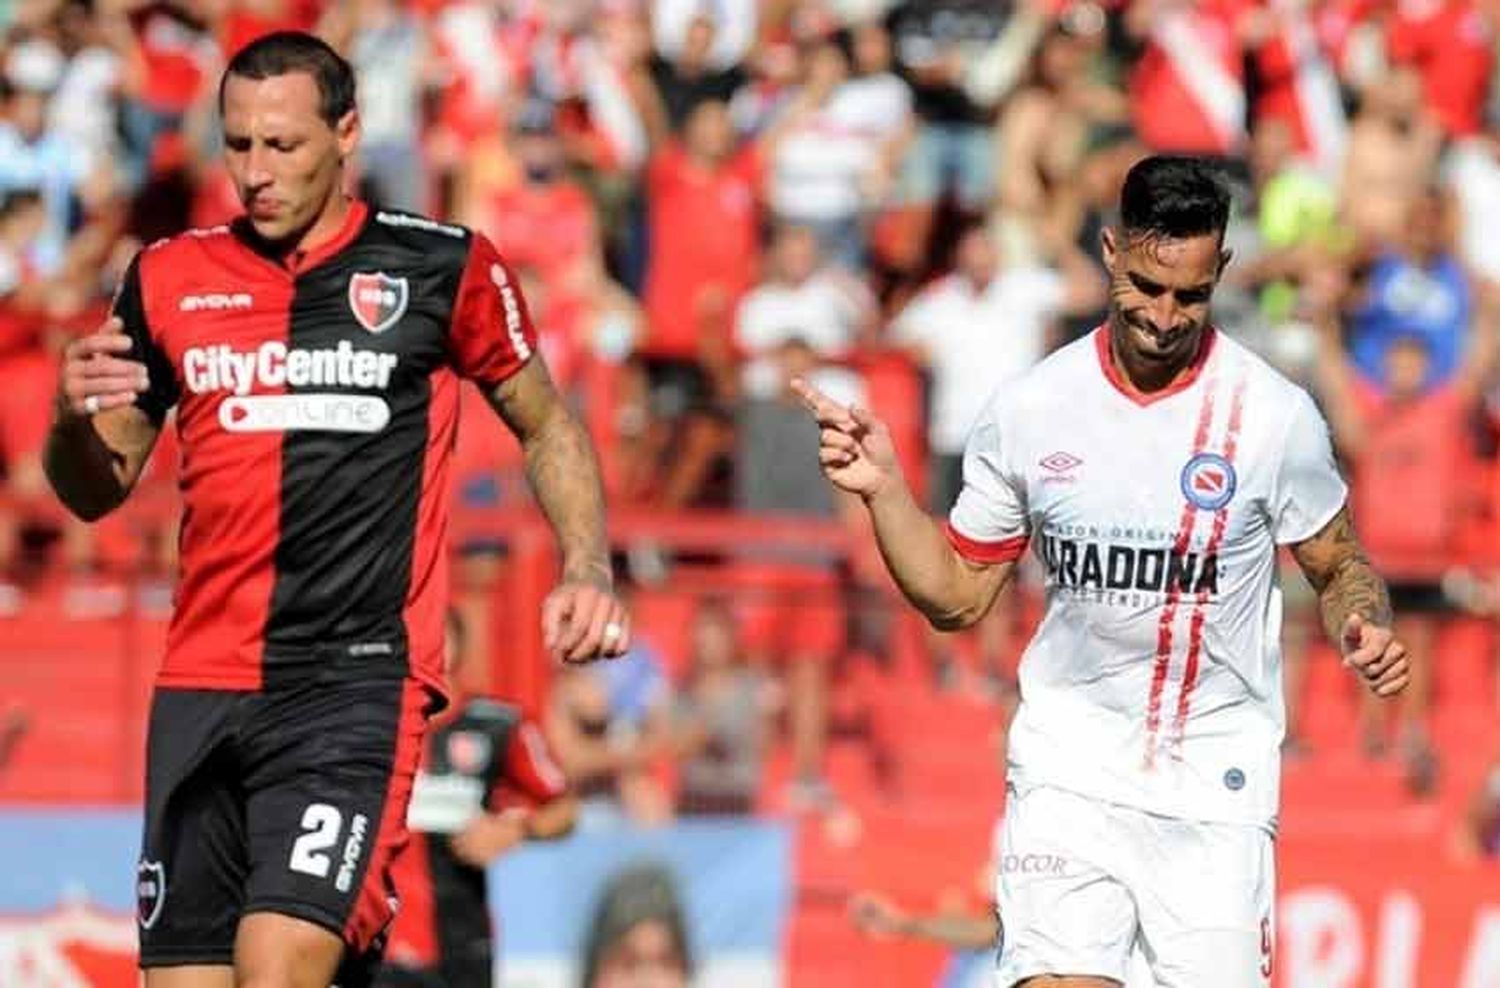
[1119,155,1231,242]
[219,31,356,127]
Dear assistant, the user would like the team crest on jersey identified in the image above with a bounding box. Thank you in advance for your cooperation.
[347,272,409,333]
[1180,452,1237,511]
[137,859,165,930]
[447,731,491,774]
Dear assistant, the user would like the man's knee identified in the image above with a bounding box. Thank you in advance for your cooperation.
[235,911,345,988]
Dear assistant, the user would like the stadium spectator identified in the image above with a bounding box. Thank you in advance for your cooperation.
[547,617,674,831]
[331,0,434,212]
[1340,65,1444,253]
[763,32,899,269]
[993,8,1127,265]
[640,98,761,365]
[1346,187,1472,391]
[1384,0,1494,140]
[737,223,874,395]
[671,596,775,816]
[883,0,1010,272]
[647,12,747,134]
[891,223,1103,513]
[736,335,865,810]
[1311,269,1497,793]
[0,37,115,278]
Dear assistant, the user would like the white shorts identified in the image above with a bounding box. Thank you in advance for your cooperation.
[995,784,1275,988]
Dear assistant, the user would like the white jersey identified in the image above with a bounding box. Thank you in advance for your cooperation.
[949,328,1346,830]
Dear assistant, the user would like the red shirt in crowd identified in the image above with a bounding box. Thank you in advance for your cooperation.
[131,3,216,114]
[1351,380,1473,579]
[642,143,762,360]
[478,180,598,294]
[1387,0,1494,137]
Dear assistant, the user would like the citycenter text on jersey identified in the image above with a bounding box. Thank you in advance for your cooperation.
[184,341,399,396]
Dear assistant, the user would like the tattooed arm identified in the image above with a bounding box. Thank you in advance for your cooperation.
[487,358,629,663]
[1290,506,1409,697]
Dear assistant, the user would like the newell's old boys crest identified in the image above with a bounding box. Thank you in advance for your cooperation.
[348,272,409,333]
[448,731,492,775]
[1180,452,1237,511]
[137,859,165,930]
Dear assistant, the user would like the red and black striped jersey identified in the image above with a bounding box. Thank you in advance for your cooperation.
[115,201,537,697]
[388,697,568,974]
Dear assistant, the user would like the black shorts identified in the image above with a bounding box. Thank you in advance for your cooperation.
[138,671,432,973]
[1387,581,1450,614]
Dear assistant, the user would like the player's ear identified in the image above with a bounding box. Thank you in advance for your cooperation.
[335,108,360,161]
[1100,227,1118,271]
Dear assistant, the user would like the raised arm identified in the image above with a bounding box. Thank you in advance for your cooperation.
[793,379,1015,630]
[1290,506,1409,697]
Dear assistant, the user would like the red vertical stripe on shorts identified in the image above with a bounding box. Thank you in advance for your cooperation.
[344,679,428,952]
[385,829,441,967]
[1170,379,1247,751]
[403,366,458,704]
[1143,376,1219,769]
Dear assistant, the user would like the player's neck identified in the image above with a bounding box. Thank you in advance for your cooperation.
[1107,322,1212,397]
[252,194,354,266]
[288,194,353,258]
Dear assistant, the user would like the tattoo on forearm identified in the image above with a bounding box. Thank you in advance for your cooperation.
[1319,557,1393,642]
[1292,508,1393,640]
[524,409,611,588]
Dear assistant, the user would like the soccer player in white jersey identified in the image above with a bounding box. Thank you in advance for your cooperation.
[796,155,1410,988]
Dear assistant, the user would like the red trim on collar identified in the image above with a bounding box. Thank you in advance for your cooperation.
[1094,323,1217,407]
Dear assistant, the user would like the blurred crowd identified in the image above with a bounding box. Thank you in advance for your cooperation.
[2,0,1500,841]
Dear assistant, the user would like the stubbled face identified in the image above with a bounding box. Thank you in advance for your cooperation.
[1103,228,1225,368]
[222,71,357,244]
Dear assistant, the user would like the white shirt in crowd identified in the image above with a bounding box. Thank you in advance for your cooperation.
[949,329,1346,831]
[50,46,120,163]
[891,266,1064,455]
[652,0,757,70]
[352,16,428,147]
[768,78,910,224]
[1445,137,1500,285]
[735,271,872,398]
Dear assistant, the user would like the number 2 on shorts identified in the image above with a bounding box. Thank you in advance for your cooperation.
[289,803,343,878]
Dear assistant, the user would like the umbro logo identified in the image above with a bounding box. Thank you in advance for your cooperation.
[1040,452,1082,473]
[180,293,252,312]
